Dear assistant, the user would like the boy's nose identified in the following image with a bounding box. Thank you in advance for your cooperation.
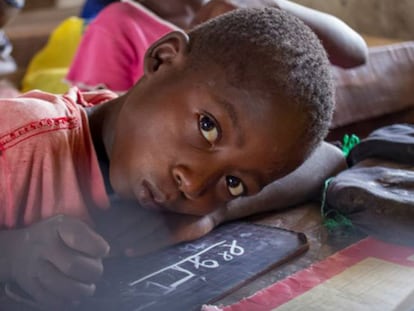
[172,165,212,200]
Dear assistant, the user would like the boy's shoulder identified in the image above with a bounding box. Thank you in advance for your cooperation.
[0,88,116,149]
[0,88,111,227]
[0,87,116,114]
[1,89,78,124]
[0,90,72,127]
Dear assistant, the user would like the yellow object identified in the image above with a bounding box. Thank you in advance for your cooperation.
[22,17,85,94]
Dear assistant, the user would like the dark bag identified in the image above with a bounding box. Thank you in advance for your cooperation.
[324,124,414,245]
[348,123,414,166]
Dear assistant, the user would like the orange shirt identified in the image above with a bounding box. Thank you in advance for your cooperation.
[0,88,116,228]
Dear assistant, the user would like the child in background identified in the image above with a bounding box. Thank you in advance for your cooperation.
[66,0,367,93]
[23,0,203,94]
[0,8,342,309]
[21,0,205,93]
[66,0,179,93]
[80,0,205,29]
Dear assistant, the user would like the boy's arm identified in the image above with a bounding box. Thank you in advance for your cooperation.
[219,142,346,223]
[192,0,368,68]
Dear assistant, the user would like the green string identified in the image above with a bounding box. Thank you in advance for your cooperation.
[323,212,353,231]
[320,135,359,230]
[320,177,333,219]
[320,177,353,231]
[341,134,360,157]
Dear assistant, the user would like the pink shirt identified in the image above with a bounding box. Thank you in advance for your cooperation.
[66,0,176,92]
[0,88,117,229]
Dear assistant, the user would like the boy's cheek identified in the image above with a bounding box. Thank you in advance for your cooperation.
[108,164,133,199]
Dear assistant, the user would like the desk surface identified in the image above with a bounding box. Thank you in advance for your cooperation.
[216,202,365,306]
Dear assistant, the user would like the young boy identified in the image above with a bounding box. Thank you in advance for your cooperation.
[0,8,341,309]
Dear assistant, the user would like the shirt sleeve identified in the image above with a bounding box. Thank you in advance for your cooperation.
[0,91,110,229]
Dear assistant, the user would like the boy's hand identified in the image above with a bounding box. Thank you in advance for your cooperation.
[96,201,224,257]
[7,215,110,310]
[191,0,276,27]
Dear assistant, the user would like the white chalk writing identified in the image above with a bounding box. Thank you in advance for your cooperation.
[128,239,245,294]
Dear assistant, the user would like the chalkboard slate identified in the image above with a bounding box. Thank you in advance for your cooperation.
[76,222,308,311]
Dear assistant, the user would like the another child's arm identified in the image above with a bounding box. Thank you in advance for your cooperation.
[274,0,367,68]
[0,215,109,309]
[192,0,368,68]
[219,141,347,223]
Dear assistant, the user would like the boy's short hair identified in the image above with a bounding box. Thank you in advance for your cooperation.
[188,8,334,153]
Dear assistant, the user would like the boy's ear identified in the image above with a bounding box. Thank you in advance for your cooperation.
[144,30,190,75]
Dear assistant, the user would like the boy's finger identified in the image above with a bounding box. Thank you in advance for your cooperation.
[28,279,64,311]
[37,260,96,300]
[58,219,110,258]
[46,248,104,283]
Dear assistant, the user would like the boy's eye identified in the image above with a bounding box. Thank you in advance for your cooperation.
[199,114,219,144]
[226,176,245,197]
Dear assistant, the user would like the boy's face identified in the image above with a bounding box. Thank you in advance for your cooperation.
[109,33,308,216]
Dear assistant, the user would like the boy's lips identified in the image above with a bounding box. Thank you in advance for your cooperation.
[136,181,168,212]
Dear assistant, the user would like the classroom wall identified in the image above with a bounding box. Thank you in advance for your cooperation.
[295,0,414,40]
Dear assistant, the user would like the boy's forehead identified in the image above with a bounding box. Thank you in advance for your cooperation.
[205,78,309,169]
[189,62,292,120]
[172,63,302,129]
[206,77,294,124]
